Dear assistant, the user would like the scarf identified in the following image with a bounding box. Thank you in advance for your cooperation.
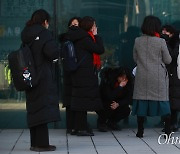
[88,31,101,69]
[114,81,119,88]
[154,32,160,38]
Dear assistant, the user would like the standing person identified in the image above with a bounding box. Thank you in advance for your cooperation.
[97,67,132,132]
[161,25,180,131]
[21,9,61,151]
[67,17,81,27]
[132,15,172,138]
[59,17,81,134]
[62,16,104,136]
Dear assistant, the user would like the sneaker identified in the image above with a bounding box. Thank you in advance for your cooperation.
[30,145,56,152]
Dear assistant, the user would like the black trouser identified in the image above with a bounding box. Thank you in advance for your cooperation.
[66,107,75,130]
[171,109,178,127]
[97,106,130,124]
[73,111,87,131]
[30,123,49,147]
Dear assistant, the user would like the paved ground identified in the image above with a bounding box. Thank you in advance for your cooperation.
[0,102,165,129]
[1,102,180,153]
[1,128,180,154]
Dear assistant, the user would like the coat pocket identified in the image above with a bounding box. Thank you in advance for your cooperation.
[161,63,168,78]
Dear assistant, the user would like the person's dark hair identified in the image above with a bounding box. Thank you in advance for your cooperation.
[80,16,95,31]
[162,25,176,34]
[141,15,161,36]
[100,67,132,88]
[115,67,132,83]
[68,17,81,27]
[26,9,50,26]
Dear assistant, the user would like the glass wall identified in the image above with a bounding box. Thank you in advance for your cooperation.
[0,0,56,128]
[57,0,180,71]
[0,0,54,101]
[0,0,180,128]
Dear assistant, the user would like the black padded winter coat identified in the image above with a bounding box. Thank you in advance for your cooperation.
[21,24,61,127]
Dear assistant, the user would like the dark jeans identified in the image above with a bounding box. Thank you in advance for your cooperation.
[97,106,130,124]
[30,123,49,147]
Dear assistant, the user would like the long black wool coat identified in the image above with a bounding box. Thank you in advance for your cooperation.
[63,27,105,111]
[21,24,61,127]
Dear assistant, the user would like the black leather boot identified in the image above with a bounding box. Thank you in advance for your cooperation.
[136,116,144,138]
[164,114,171,136]
[171,110,179,132]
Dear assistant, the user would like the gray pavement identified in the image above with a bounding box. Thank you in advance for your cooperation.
[1,129,180,154]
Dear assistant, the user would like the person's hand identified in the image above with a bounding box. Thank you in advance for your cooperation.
[119,79,128,87]
[92,26,97,35]
[110,101,119,110]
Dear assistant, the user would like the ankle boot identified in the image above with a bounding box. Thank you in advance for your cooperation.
[171,110,179,132]
[136,116,144,138]
[164,114,171,136]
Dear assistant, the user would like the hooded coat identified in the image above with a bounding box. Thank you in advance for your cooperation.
[58,26,76,108]
[62,27,104,111]
[166,33,180,110]
[21,24,61,127]
[100,67,133,110]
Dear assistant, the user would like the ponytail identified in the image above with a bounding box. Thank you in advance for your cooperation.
[26,19,34,26]
[25,9,50,27]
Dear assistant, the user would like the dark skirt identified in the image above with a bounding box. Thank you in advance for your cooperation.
[131,100,171,116]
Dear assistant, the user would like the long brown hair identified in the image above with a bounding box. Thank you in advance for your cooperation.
[80,16,95,31]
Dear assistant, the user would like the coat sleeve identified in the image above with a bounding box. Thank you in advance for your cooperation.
[161,39,172,64]
[43,32,60,61]
[133,39,138,63]
[82,35,105,55]
[116,85,133,108]
[100,84,121,106]
[170,43,179,60]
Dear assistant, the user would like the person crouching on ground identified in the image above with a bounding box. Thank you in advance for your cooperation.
[96,67,132,132]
